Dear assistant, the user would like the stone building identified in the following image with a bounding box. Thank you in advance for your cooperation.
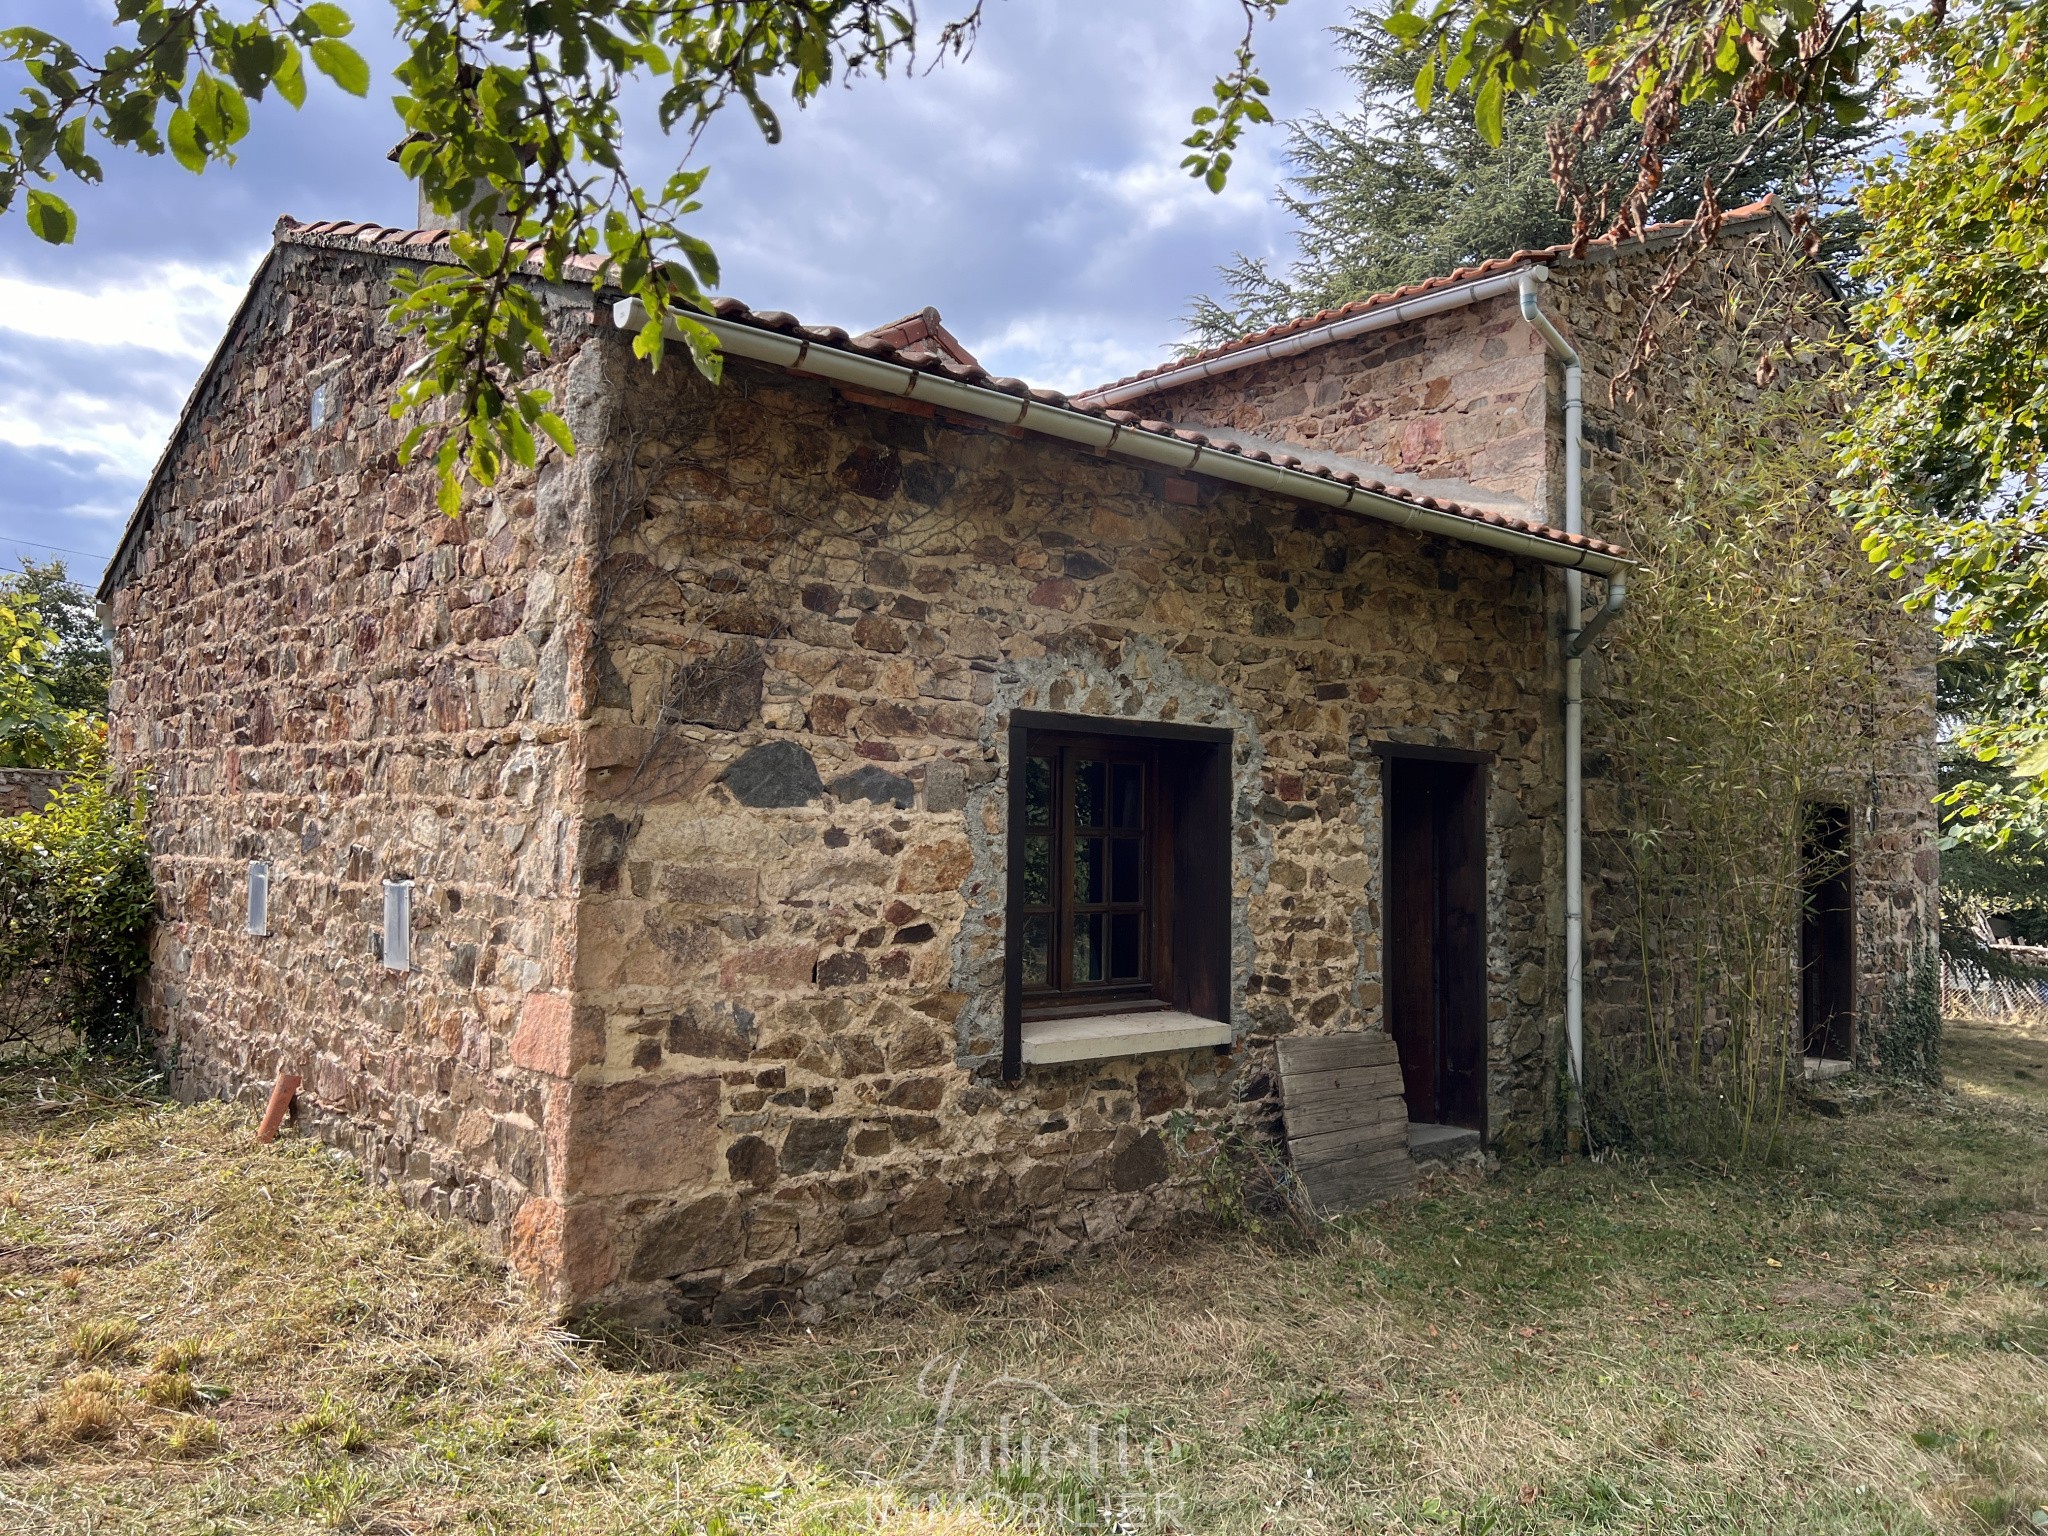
[0,768,62,817]
[97,200,1935,1325]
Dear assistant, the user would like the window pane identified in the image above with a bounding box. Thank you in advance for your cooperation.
[1110,838,1141,903]
[1024,756,1054,827]
[1073,837,1103,904]
[1072,913,1104,982]
[1111,762,1143,828]
[1023,835,1052,905]
[1074,759,1106,828]
[1109,912,1141,980]
[1021,915,1050,986]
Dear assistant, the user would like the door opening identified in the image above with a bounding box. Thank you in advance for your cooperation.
[1800,804,1855,1062]
[1383,753,1487,1136]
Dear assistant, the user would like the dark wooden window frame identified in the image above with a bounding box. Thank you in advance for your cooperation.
[1014,733,1162,1016]
[1003,713,1232,1081]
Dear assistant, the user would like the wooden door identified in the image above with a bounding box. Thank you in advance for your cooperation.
[1384,755,1487,1132]
[1800,805,1855,1061]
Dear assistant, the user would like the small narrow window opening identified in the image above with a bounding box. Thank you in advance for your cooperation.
[382,878,414,973]
[246,861,270,937]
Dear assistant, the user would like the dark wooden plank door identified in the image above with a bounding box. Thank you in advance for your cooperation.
[1384,756,1487,1132]
[1435,764,1487,1129]
[1386,759,1440,1120]
[1801,805,1855,1061]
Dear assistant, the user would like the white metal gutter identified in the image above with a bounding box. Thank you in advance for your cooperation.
[1515,268,1628,1144]
[613,299,1626,577]
[1071,268,1537,410]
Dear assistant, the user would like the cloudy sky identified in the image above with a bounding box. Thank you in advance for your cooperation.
[0,3,1366,591]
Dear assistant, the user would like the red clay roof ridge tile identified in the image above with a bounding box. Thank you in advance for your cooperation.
[852,306,981,370]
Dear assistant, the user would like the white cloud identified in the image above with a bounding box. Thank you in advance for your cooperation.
[0,381,179,488]
[0,257,252,361]
[0,252,256,520]
[964,312,1177,396]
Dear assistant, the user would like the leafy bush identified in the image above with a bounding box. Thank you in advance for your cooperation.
[0,592,104,771]
[0,775,153,1054]
[0,559,110,715]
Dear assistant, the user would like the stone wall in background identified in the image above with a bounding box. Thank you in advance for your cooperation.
[105,235,611,1252]
[1143,220,1939,1090]
[1149,291,1551,516]
[0,769,63,816]
[564,346,1564,1326]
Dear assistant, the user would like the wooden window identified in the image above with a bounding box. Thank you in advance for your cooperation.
[1016,734,1161,1018]
[1003,714,1234,1079]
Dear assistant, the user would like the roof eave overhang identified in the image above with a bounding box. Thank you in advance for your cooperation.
[1076,203,1806,411]
[620,300,1627,576]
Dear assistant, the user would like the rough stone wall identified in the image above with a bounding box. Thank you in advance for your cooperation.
[1142,222,1938,1079]
[1150,293,1551,515]
[104,237,613,1251]
[0,768,62,816]
[566,345,1564,1325]
[1540,238,1940,1065]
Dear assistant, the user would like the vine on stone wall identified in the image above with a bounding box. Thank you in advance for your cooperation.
[1586,277,1921,1159]
[1862,948,1943,1084]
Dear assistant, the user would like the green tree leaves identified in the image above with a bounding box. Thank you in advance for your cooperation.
[1185,5,1874,351]
[22,188,72,243]
[0,772,155,1053]
[308,38,369,96]
[4,2,1286,516]
[1839,1,2048,839]
[1182,4,1285,193]
[0,589,99,771]
[0,561,109,718]
[1383,0,1875,237]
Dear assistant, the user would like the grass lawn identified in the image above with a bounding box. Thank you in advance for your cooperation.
[0,1020,2044,1535]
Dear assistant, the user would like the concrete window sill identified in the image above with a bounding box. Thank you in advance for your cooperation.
[1019,1010,1232,1066]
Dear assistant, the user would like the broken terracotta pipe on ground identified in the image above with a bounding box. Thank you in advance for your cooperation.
[256,1070,302,1144]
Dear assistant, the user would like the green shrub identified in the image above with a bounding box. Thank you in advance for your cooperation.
[0,775,153,1054]
[0,593,103,771]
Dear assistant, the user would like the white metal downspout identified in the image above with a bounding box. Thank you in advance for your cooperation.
[1517,269,1625,1143]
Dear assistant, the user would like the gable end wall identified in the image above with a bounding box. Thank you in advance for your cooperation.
[105,241,616,1270]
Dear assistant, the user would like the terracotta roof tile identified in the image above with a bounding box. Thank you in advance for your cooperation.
[852,306,980,369]
[1078,199,1786,401]
[267,214,1626,562]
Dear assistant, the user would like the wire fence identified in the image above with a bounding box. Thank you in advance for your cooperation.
[1943,949,2048,1026]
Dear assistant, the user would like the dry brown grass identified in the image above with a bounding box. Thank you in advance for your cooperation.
[64,1316,137,1365]
[41,1370,126,1443]
[0,1061,1012,1536]
[0,1026,2042,1534]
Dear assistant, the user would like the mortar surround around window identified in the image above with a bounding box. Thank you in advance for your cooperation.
[1001,712,1233,1077]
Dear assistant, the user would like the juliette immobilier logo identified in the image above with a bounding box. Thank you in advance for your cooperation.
[867,1354,1190,1531]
